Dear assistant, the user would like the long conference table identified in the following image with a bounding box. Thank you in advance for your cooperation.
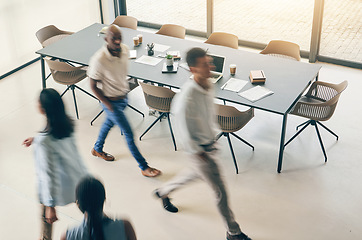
[36,23,321,173]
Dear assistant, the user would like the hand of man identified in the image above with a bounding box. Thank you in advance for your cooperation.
[45,206,58,224]
[22,137,34,147]
[104,101,114,112]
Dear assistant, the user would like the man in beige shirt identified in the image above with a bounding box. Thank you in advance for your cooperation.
[88,25,160,177]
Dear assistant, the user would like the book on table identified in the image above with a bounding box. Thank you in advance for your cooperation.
[249,70,266,83]
[221,78,248,92]
[238,86,274,102]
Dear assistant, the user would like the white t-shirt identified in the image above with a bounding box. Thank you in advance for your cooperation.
[171,78,220,154]
[87,44,130,97]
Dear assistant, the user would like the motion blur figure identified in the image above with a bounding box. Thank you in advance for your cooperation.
[153,48,251,240]
[23,88,88,240]
[61,176,137,240]
[88,24,161,177]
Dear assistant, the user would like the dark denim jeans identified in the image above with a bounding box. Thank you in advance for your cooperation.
[94,98,148,170]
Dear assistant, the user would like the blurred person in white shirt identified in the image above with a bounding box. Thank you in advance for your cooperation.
[153,48,251,240]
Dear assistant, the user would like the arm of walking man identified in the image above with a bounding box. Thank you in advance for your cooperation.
[90,78,113,112]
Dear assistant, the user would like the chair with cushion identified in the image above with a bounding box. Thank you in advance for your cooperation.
[156,24,186,39]
[216,104,254,174]
[45,59,98,119]
[260,40,301,61]
[36,25,73,47]
[205,32,239,49]
[112,15,138,30]
[284,80,348,161]
[139,82,177,151]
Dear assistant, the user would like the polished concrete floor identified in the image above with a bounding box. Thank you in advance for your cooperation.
[0,56,361,240]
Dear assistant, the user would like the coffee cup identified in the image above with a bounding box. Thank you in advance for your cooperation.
[230,64,236,75]
[137,34,143,44]
[133,37,139,46]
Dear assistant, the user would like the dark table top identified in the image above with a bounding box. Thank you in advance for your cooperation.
[37,23,321,115]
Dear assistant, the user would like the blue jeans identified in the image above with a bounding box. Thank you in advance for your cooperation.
[94,98,149,171]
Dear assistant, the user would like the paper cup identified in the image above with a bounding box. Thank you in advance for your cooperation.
[137,34,143,44]
[230,64,236,75]
[133,37,139,46]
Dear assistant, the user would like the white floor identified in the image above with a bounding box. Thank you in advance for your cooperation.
[0,58,361,240]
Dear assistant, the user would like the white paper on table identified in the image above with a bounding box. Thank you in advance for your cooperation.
[238,86,274,102]
[135,55,163,66]
[147,43,170,52]
[129,50,137,59]
[221,78,248,92]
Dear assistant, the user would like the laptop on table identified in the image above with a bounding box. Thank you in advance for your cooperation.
[207,53,225,83]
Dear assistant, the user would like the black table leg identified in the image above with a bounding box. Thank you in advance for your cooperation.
[41,56,46,89]
[277,114,288,173]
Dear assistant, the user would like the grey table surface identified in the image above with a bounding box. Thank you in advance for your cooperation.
[37,23,321,115]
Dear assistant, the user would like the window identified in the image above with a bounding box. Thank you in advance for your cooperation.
[319,0,362,62]
[214,0,314,52]
[127,0,206,32]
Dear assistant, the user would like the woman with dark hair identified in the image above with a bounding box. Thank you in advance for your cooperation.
[61,176,137,240]
[23,88,88,240]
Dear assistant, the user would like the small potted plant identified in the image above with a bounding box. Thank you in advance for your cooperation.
[147,43,154,56]
[166,54,174,66]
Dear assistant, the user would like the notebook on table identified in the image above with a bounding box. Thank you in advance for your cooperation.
[207,53,225,83]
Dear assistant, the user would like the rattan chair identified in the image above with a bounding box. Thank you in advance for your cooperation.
[284,80,348,161]
[156,24,186,39]
[45,59,98,119]
[216,104,254,174]
[139,82,177,151]
[260,40,301,61]
[36,25,73,47]
[205,32,239,49]
[112,15,138,30]
[90,78,144,126]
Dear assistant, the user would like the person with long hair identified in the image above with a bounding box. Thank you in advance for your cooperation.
[23,88,88,240]
[61,176,136,240]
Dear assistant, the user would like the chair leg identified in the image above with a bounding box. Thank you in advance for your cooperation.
[45,73,51,81]
[317,121,339,140]
[60,85,72,97]
[166,113,177,151]
[284,120,312,147]
[91,110,104,126]
[127,104,145,118]
[139,113,164,141]
[296,119,310,131]
[226,133,239,174]
[216,132,224,140]
[314,123,328,162]
[73,85,98,101]
[230,132,254,151]
[70,85,79,119]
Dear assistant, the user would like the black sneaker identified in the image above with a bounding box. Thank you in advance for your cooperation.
[154,189,179,213]
[226,231,252,240]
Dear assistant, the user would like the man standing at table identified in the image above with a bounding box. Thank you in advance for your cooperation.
[88,25,161,177]
[154,48,251,240]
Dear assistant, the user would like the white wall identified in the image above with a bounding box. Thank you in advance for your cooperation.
[0,0,101,74]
